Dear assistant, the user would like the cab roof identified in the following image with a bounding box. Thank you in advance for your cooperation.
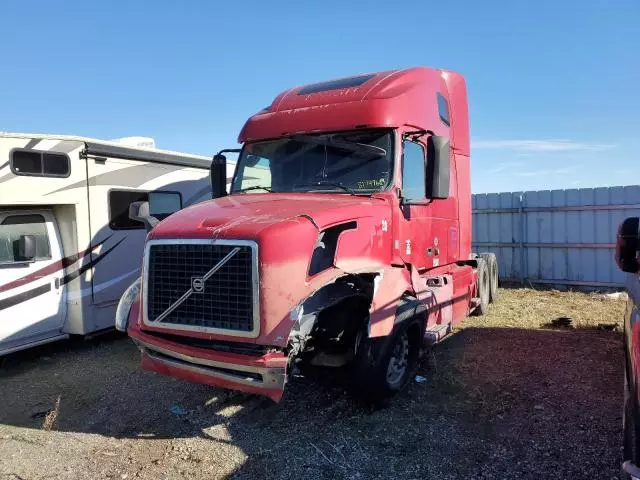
[238,67,470,156]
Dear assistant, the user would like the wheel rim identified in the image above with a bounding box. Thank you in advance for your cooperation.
[386,331,410,388]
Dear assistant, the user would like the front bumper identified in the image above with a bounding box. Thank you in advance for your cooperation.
[128,322,288,402]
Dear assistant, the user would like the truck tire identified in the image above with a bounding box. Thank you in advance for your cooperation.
[479,252,499,303]
[350,315,423,401]
[472,257,490,316]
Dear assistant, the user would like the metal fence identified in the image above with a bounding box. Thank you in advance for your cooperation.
[472,185,640,289]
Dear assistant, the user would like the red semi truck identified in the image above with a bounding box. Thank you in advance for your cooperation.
[116,66,499,402]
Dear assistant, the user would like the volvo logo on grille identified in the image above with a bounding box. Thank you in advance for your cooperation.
[191,277,205,293]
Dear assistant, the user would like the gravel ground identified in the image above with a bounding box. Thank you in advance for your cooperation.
[0,288,626,479]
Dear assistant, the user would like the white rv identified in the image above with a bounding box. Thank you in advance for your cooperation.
[0,132,214,355]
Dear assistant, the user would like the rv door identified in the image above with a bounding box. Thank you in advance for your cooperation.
[0,210,67,355]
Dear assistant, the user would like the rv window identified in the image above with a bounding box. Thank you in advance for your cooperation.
[43,153,70,176]
[0,214,51,264]
[11,150,70,177]
[148,191,182,218]
[11,151,42,175]
[109,190,149,230]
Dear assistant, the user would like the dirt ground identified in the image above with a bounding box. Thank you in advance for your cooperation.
[0,288,627,479]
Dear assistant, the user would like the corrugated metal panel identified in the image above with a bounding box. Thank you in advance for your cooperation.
[472,186,640,288]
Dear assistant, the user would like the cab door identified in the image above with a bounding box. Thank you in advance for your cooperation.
[0,210,67,354]
[399,140,458,270]
[397,139,448,270]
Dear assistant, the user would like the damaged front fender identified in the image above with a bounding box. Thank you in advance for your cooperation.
[287,274,375,362]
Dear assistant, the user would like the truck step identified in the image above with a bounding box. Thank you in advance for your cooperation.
[423,323,451,346]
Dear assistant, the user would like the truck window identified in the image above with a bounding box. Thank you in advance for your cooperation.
[437,93,450,126]
[11,150,70,178]
[402,140,426,202]
[0,214,51,264]
[231,130,393,195]
[235,155,273,192]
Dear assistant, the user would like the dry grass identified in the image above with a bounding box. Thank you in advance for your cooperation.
[0,287,628,479]
[469,287,626,330]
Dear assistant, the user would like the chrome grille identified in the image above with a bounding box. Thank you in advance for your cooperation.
[145,241,257,333]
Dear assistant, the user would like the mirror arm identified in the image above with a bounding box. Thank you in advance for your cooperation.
[402,129,435,142]
[215,148,241,156]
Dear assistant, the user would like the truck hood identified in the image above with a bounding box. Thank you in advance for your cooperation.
[148,193,390,239]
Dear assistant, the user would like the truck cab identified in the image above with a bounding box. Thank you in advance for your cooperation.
[118,67,497,402]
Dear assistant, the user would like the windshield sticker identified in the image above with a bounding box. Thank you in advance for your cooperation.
[357,178,386,189]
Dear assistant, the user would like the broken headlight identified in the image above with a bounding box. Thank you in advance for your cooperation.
[115,277,141,332]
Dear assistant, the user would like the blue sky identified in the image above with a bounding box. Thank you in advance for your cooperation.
[1,0,638,194]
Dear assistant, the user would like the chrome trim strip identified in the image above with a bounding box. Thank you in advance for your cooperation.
[142,238,260,338]
[134,339,285,389]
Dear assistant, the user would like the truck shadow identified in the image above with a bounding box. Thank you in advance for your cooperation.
[0,325,623,478]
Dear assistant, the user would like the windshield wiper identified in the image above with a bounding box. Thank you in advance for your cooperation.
[291,134,387,158]
[235,185,272,193]
[294,181,358,195]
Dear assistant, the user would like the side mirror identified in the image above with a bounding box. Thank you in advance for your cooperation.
[16,234,36,262]
[616,217,640,273]
[426,135,450,199]
[211,153,228,199]
[129,201,159,232]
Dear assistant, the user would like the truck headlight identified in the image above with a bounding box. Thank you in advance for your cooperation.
[115,277,141,332]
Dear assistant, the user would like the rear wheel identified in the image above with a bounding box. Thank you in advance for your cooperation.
[350,316,422,400]
[479,252,499,303]
[472,257,490,316]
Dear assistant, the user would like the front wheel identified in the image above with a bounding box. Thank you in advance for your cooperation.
[350,317,422,400]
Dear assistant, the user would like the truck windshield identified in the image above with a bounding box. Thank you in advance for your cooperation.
[231,130,394,195]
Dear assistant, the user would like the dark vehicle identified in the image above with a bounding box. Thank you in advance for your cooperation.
[617,217,640,478]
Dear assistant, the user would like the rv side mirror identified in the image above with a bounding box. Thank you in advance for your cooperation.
[211,153,227,199]
[129,201,159,232]
[16,234,36,262]
[426,135,451,199]
[616,217,640,273]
